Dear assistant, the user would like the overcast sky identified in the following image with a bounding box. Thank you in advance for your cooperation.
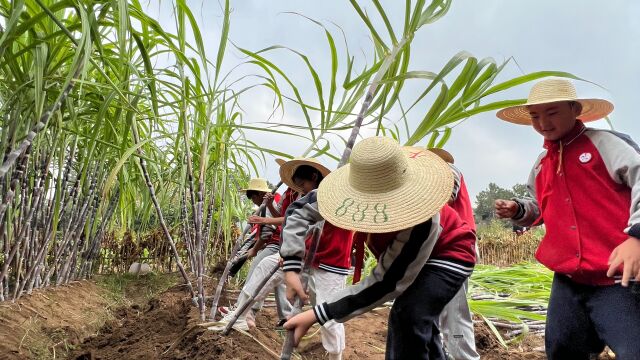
[150,1,640,203]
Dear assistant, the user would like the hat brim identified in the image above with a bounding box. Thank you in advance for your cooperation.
[496,98,614,125]
[427,148,454,164]
[241,186,271,193]
[279,159,331,193]
[275,158,286,166]
[318,149,453,233]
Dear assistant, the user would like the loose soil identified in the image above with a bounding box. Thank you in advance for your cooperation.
[0,280,112,359]
[70,282,389,359]
[0,273,607,359]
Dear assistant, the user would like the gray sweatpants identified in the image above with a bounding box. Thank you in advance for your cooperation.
[439,280,480,360]
[245,246,292,320]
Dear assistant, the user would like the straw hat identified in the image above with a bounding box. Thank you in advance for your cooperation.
[279,157,331,193]
[427,148,454,164]
[241,178,271,193]
[317,137,453,233]
[275,158,287,166]
[496,79,614,125]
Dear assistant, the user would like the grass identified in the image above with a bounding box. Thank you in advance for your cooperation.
[95,272,179,307]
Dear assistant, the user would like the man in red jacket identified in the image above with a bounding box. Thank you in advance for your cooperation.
[495,79,640,359]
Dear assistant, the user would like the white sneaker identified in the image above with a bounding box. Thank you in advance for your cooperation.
[207,312,249,332]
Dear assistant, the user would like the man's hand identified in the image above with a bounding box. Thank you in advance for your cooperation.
[263,193,275,203]
[607,237,640,287]
[495,199,518,219]
[248,215,265,224]
[283,310,317,346]
[284,271,309,303]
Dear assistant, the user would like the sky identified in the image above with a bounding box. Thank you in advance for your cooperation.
[148,1,640,203]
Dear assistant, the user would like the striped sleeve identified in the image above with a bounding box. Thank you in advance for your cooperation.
[587,130,640,238]
[512,152,545,227]
[280,190,323,273]
[313,215,441,325]
[448,164,462,202]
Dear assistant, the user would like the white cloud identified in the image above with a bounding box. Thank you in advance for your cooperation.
[161,0,640,201]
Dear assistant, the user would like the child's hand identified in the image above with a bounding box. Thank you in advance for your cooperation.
[495,199,518,219]
[248,215,265,224]
[246,247,257,259]
[284,271,309,304]
[607,237,640,286]
[283,310,317,346]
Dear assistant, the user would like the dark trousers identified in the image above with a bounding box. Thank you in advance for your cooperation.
[386,264,467,360]
[546,273,640,360]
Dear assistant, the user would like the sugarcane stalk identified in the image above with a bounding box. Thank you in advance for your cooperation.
[202,158,220,252]
[279,225,322,359]
[57,138,77,211]
[0,178,18,236]
[180,190,196,271]
[0,183,44,295]
[73,187,102,281]
[209,155,229,266]
[194,116,213,321]
[130,122,195,299]
[15,161,60,298]
[43,171,83,284]
[11,234,24,299]
[0,49,83,179]
[338,35,411,167]
[58,170,101,284]
[78,188,119,279]
[51,185,90,284]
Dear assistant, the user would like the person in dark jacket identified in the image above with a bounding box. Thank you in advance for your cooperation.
[283,137,476,360]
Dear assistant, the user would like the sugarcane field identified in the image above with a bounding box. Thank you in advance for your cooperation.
[1,1,638,359]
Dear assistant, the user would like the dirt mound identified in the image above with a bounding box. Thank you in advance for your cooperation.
[5,274,606,360]
[72,283,388,360]
[475,321,545,360]
[0,280,111,359]
[72,284,189,359]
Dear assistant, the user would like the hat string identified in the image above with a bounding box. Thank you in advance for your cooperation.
[556,124,586,174]
[557,142,563,174]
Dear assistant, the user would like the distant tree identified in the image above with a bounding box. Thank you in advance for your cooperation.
[474,182,530,224]
[511,183,530,198]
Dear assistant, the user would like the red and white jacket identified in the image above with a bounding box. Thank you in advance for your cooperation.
[280,190,353,275]
[513,122,640,285]
[263,188,297,250]
[351,167,477,283]
[450,172,476,232]
[312,204,476,326]
[254,193,281,249]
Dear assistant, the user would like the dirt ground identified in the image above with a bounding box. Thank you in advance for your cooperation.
[0,280,112,359]
[0,273,607,360]
[70,282,389,360]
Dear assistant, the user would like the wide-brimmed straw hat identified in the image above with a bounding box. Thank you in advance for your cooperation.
[427,148,454,164]
[317,137,453,233]
[275,158,287,167]
[496,79,614,125]
[279,158,331,193]
[241,178,271,193]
